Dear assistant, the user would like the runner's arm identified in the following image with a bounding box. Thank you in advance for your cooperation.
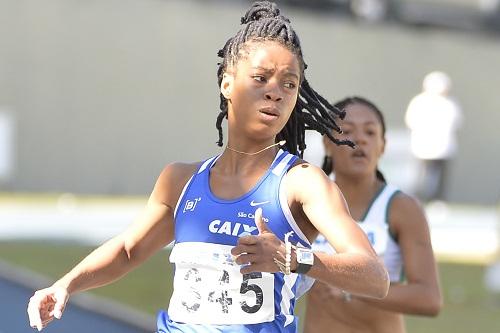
[287,163,389,299]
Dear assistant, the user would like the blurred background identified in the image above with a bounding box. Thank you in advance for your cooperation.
[0,0,499,332]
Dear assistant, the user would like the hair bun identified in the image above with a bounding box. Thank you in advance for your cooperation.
[241,1,281,24]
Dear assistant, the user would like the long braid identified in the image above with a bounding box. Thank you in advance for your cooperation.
[216,1,353,157]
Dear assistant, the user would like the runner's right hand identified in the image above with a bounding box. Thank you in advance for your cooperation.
[27,285,69,331]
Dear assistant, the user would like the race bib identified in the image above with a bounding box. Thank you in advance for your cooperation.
[168,242,275,325]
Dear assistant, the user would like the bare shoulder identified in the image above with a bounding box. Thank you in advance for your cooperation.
[391,192,425,219]
[152,161,201,208]
[285,160,332,191]
[282,159,350,242]
[283,159,342,207]
[159,161,200,183]
[389,191,428,231]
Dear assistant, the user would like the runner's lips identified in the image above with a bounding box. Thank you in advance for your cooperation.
[352,149,367,158]
[259,106,279,117]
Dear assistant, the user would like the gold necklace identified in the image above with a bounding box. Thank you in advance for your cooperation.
[226,140,286,156]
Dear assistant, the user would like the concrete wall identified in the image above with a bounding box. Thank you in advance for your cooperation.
[0,0,499,204]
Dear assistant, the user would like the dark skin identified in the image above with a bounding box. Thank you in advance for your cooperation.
[304,103,442,333]
[27,42,389,331]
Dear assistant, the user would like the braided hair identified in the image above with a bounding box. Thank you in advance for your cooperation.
[215,1,353,157]
[321,96,387,183]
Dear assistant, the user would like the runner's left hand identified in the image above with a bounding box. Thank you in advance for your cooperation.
[231,207,285,274]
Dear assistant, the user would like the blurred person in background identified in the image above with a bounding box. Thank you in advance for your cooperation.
[483,194,500,301]
[350,0,392,22]
[405,71,463,202]
[304,96,442,333]
[26,2,389,332]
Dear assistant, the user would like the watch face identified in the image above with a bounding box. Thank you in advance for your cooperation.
[302,252,313,261]
[298,248,314,265]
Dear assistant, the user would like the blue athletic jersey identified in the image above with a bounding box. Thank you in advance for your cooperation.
[157,150,312,333]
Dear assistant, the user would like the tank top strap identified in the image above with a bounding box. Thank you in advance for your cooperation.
[363,184,400,223]
[271,150,298,178]
[173,155,220,218]
[197,155,220,174]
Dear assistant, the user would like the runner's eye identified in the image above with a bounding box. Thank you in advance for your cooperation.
[252,75,266,83]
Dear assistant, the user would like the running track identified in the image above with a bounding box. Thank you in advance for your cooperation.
[0,261,155,333]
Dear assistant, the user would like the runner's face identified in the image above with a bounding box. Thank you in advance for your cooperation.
[221,41,300,142]
[324,103,385,177]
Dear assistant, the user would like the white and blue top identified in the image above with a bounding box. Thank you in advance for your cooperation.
[313,184,403,283]
[157,150,312,333]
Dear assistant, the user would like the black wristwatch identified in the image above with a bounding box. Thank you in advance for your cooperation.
[292,247,314,274]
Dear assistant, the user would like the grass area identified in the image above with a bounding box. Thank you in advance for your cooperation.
[405,263,500,333]
[0,240,171,316]
[1,240,499,332]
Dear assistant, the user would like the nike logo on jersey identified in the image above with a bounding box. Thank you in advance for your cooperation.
[209,219,257,237]
[250,200,270,207]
